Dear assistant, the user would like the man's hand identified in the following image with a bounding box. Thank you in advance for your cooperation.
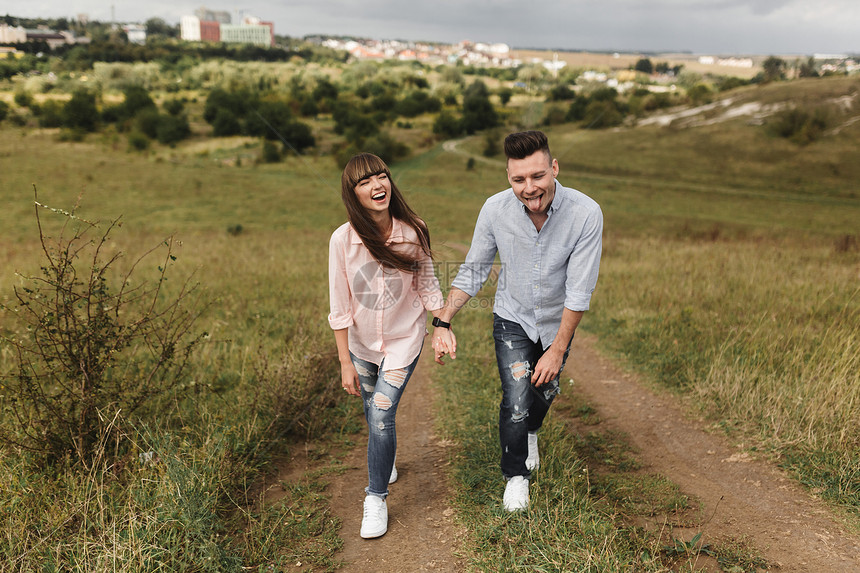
[532,346,564,386]
[433,327,457,364]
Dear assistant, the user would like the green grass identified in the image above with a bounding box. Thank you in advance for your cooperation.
[1,71,858,568]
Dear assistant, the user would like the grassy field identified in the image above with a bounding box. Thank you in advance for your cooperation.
[0,73,858,570]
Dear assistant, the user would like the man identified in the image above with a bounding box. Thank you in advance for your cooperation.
[432,130,603,511]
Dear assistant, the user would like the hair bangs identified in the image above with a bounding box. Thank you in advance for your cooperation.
[342,153,390,192]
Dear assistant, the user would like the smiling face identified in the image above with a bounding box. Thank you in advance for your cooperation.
[507,150,559,216]
[354,171,392,217]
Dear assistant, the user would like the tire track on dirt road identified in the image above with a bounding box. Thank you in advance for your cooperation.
[567,334,860,572]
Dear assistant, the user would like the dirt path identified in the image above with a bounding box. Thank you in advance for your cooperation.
[568,334,860,572]
[326,354,465,572]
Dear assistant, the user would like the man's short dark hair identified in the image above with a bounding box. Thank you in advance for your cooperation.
[504,130,551,160]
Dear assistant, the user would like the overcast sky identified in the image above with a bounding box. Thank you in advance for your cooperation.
[7,0,859,56]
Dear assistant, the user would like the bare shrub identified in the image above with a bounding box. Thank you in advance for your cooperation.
[0,190,206,465]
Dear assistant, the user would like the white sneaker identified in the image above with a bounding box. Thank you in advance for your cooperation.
[360,495,388,538]
[503,476,529,512]
[526,432,540,471]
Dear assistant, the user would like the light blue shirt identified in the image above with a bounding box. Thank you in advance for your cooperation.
[451,181,603,348]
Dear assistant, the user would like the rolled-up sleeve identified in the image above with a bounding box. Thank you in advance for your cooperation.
[328,230,354,330]
[564,205,603,311]
[451,204,498,297]
[414,252,445,311]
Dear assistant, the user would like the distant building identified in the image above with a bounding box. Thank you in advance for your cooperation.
[200,20,221,42]
[0,46,23,59]
[698,55,753,68]
[123,24,146,45]
[180,11,274,46]
[220,23,273,46]
[0,24,27,43]
[180,15,201,41]
[25,29,68,49]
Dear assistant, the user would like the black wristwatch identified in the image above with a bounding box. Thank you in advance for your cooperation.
[432,317,451,329]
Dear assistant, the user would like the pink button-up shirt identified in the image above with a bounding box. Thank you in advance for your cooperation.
[328,219,444,370]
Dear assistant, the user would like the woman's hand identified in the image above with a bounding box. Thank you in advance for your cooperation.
[341,362,361,396]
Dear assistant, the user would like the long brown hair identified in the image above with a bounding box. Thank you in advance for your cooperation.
[341,153,432,272]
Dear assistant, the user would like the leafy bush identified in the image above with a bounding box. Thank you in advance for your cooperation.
[542,104,568,126]
[276,120,315,154]
[156,113,190,145]
[687,84,712,105]
[135,108,162,139]
[395,91,442,117]
[582,100,624,129]
[547,84,576,102]
[163,98,184,116]
[120,85,157,118]
[261,139,281,163]
[482,130,501,157]
[715,76,750,92]
[461,80,498,134]
[332,102,379,141]
[311,78,339,102]
[0,100,8,123]
[590,87,620,102]
[36,100,65,128]
[566,95,589,122]
[13,90,33,108]
[245,100,295,140]
[634,58,654,74]
[204,87,256,124]
[299,97,319,117]
[643,92,674,111]
[127,130,150,151]
[433,110,462,139]
[0,195,204,464]
[212,108,242,137]
[363,132,409,165]
[767,105,831,145]
[63,88,99,132]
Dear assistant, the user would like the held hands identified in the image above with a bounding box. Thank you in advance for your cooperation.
[433,327,457,364]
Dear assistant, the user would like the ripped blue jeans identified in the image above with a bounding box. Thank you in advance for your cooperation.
[493,314,570,479]
[350,351,420,498]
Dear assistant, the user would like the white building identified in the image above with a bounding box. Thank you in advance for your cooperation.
[220,23,272,46]
[0,24,27,44]
[180,15,201,41]
[123,24,146,44]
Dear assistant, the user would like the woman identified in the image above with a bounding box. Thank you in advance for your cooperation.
[328,153,452,538]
